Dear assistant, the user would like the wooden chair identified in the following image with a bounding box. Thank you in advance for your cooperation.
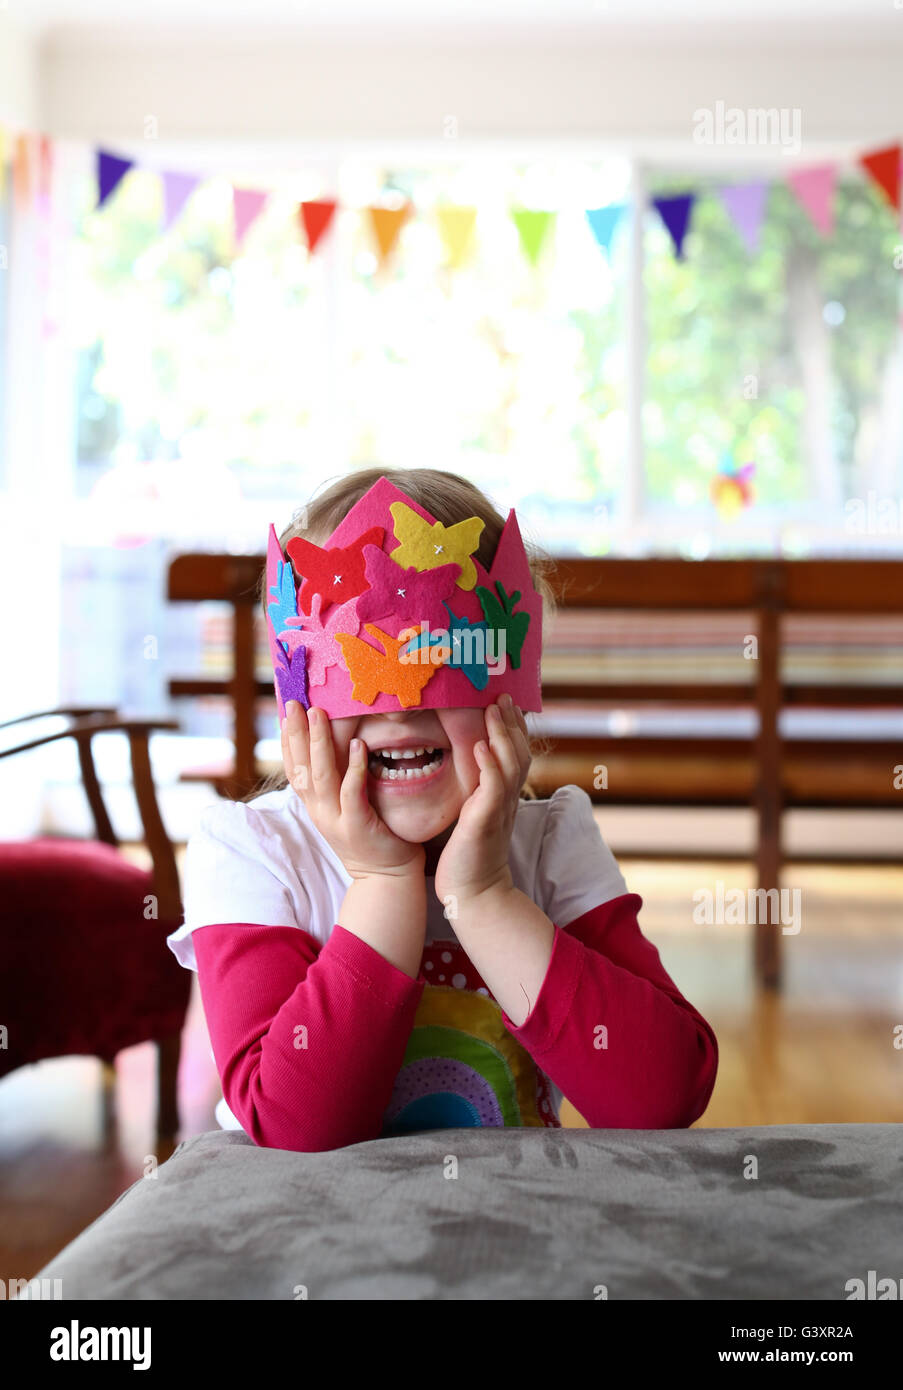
[167,555,265,801]
[0,708,188,1145]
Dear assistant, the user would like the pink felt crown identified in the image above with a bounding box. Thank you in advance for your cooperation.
[266,474,543,720]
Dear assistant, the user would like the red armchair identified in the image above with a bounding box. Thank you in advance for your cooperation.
[0,708,190,1144]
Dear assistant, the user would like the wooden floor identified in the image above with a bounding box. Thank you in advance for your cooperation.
[2,856,901,1284]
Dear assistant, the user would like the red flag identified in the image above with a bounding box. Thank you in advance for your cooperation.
[859,144,901,211]
[299,199,337,254]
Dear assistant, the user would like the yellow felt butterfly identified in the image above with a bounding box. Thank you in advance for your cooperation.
[388,502,485,591]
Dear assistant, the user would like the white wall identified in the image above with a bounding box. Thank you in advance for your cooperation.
[0,13,39,126]
[35,27,903,158]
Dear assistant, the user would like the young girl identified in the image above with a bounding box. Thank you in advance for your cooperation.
[166,467,717,1151]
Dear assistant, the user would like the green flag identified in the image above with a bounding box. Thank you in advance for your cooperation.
[510,207,556,267]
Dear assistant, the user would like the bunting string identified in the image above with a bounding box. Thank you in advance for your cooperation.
[0,126,901,268]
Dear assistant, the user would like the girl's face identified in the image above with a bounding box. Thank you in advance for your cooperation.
[326,706,488,848]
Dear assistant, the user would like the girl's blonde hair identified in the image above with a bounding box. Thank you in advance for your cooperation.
[243,466,557,804]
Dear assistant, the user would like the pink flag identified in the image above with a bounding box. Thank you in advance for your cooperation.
[232,187,268,248]
[787,164,836,238]
[717,182,769,255]
[162,170,200,231]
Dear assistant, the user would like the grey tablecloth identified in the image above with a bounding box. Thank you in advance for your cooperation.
[27,1123,903,1300]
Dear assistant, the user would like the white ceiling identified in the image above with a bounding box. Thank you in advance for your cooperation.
[12,0,903,41]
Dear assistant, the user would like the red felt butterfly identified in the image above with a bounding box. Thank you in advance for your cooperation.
[286,526,384,615]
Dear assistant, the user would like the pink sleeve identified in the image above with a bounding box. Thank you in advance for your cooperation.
[193,920,425,1153]
[499,893,718,1128]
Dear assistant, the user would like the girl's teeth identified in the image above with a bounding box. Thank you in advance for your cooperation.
[368,748,444,780]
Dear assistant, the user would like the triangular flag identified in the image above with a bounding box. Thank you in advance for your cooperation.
[38,135,53,201]
[232,187,268,247]
[786,164,836,238]
[299,199,337,254]
[859,144,901,212]
[14,133,32,206]
[97,149,133,209]
[511,208,555,267]
[652,192,696,260]
[716,182,769,255]
[366,203,412,265]
[161,170,200,232]
[436,205,477,267]
[586,204,626,258]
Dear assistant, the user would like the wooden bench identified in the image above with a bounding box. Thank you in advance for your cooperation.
[167,554,903,988]
[536,558,902,985]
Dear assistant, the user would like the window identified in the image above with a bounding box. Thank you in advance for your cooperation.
[643,168,903,554]
[55,146,903,728]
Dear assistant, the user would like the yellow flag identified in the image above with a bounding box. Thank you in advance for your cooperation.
[436,205,477,268]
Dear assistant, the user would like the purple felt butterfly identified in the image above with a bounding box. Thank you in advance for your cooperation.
[354,545,460,628]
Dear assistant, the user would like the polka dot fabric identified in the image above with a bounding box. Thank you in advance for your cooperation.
[381,938,560,1135]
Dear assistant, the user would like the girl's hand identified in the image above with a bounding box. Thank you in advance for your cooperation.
[433,693,531,909]
[281,701,425,880]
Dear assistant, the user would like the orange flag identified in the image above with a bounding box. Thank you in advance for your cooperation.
[13,133,31,207]
[366,203,412,266]
[0,127,7,202]
[859,144,901,212]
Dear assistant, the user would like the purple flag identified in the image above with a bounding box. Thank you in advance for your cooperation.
[652,192,696,260]
[586,204,626,258]
[717,182,769,255]
[97,150,133,210]
[162,170,200,231]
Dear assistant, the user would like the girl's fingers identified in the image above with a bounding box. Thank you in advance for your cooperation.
[471,737,506,817]
[339,737,371,819]
[501,695,531,755]
[498,696,532,788]
[284,701,312,794]
[485,700,520,788]
[280,712,294,779]
[306,704,341,805]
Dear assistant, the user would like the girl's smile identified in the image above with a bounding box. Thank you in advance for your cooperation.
[366,742,450,793]
[335,705,486,844]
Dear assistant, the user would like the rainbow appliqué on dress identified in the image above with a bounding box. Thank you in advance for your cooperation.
[381,939,560,1134]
